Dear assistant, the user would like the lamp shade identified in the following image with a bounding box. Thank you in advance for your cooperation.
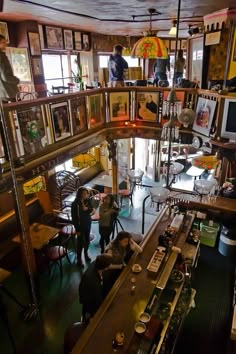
[131,37,168,59]
[192,155,219,170]
[23,176,46,195]
[72,153,97,168]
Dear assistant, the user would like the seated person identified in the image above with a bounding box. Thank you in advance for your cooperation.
[79,254,113,323]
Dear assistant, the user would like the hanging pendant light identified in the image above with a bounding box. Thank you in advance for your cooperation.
[169,20,177,35]
[131,8,168,59]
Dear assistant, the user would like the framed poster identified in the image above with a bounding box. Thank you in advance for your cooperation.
[8,48,32,82]
[45,26,64,49]
[28,32,41,56]
[64,29,73,50]
[82,33,90,51]
[16,106,48,156]
[109,92,130,122]
[192,97,217,136]
[69,97,87,134]
[88,94,103,128]
[161,90,185,126]
[31,58,44,76]
[136,92,159,122]
[0,22,9,43]
[50,102,71,141]
[74,32,82,50]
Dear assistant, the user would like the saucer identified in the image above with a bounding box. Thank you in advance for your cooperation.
[132,264,142,273]
[139,312,151,323]
[134,322,146,334]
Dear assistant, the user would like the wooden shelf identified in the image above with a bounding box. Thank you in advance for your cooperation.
[210,139,236,150]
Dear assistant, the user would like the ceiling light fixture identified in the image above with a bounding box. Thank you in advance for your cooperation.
[169,20,177,35]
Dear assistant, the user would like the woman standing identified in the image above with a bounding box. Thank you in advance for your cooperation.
[174,49,186,85]
[71,187,95,267]
[99,194,119,253]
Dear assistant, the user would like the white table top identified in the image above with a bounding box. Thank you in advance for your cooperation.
[186,166,204,177]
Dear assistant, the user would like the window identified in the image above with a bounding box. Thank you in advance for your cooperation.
[55,159,78,173]
[42,54,72,91]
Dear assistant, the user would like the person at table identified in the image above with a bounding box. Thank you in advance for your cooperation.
[105,231,142,267]
[99,194,119,253]
[71,187,95,267]
[79,254,113,323]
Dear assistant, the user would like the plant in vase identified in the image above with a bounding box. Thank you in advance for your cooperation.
[72,60,88,90]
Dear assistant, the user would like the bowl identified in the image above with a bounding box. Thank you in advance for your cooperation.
[132,264,142,273]
[139,312,151,323]
[134,322,146,334]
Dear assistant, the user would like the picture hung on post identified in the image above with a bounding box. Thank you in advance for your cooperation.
[16,106,48,156]
[50,102,71,142]
[0,22,9,42]
[74,31,82,50]
[82,33,90,51]
[31,58,44,76]
[64,29,73,50]
[109,92,130,122]
[192,97,217,136]
[28,32,41,56]
[161,90,185,127]
[135,92,160,122]
[45,26,64,49]
[7,47,32,82]
[88,94,103,128]
[69,97,88,134]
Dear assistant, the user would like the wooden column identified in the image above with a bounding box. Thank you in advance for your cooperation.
[106,138,118,196]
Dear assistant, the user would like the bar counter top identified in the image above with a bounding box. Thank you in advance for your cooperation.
[72,207,193,354]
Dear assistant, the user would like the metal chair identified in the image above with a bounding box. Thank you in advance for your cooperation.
[15,91,39,101]
[118,183,135,208]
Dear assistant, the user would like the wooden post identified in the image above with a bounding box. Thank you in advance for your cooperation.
[106,137,118,196]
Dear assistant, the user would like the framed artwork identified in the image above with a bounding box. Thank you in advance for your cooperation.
[82,33,90,51]
[109,92,130,122]
[0,22,9,43]
[233,38,236,61]
[31,58,44,76]
[8,48,32,82]
[136,92,159,122]
[45,26,64,49]
[192,97,217,136]
[28,32,41,56]
[161,90,185,126]
[69,97,87,134]
[74,32,82,50]
[88,94,103,128]
[16,106,48,156]
[64,29,73,50]
[50,102,71,142]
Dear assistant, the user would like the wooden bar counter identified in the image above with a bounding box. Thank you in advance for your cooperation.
[72,207,193,354]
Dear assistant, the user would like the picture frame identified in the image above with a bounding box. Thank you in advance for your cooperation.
[69,97,88,134]
[161,90,185,126]
[0,22,9,43]
[233,38,236,61]
[192,97,217,136]
[136,92,159,122]
[82,33,90,51]
[28,32,41,56]
[50,102,71,142]
[31,58,44,76]
[16,106,48,156]
[64,29,73,50]
[7,47,32,82]
[88,94,103,128]
[109,92,130,122]
[38,24,45,49]
[45,26,64,49]
[74,31,82,50]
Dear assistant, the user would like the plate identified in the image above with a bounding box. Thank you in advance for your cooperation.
[139,312,151,323]
[132,264,142,273]
[134,322,146,334]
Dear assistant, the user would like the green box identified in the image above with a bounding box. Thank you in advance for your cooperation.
[200,221,220,247]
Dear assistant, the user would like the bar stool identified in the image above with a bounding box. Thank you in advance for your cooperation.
[60,224,77,262]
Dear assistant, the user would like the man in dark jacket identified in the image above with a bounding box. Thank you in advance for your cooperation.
[79,254,112,323]
[0,35,19,101]
[108,44,128,87]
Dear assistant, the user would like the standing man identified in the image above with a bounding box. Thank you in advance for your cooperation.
[153,53,170,86]
[0,35,19,102]
[108,44,128,87]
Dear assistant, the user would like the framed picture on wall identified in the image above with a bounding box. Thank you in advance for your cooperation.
[109,92,130,122]
[7,47,32,82]
[233,39,236,61]
[45,26,64,49]
[64,29,73,50]
[88,94,103,128]
[0,22,9,43]
[16,106,48,156]
[28,32,41,56]
[50,102,71,142]
[74,31,82,50]
[69,97,88,134]
[136,92,159,122]
[192,97,217,136]
[31,58,44,76]
[161,90,185,126]
[82,33,90,51]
